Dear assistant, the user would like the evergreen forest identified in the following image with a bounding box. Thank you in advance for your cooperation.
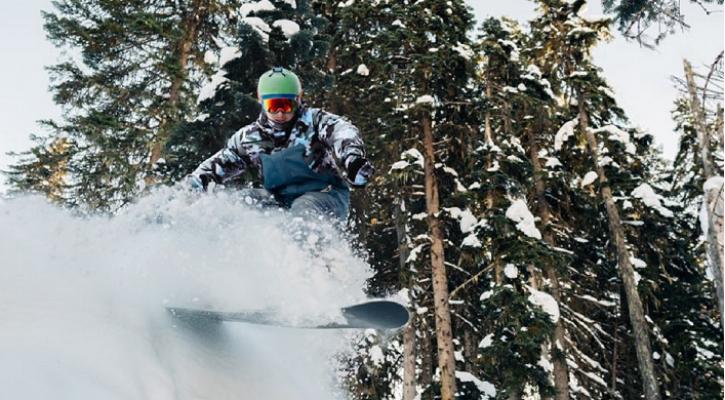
[5,0,724,399]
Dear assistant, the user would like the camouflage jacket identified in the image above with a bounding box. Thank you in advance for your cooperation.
[192,106,366,189]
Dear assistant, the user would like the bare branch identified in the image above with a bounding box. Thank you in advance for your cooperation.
[691,0,723,14]
[449,263,495,301]
[701,51,725,107]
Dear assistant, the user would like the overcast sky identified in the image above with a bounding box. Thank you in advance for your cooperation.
[0,0,61,193]
[0,0,723,194]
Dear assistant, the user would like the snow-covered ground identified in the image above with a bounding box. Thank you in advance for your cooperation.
[0,189,372,399]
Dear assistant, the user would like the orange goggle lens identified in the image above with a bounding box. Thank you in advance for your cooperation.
[263,98,296,114]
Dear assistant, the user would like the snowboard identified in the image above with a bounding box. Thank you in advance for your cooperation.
[167,300,409,330]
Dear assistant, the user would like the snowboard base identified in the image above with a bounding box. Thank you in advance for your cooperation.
[167,300,409,330]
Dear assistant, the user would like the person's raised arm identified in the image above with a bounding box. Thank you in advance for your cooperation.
[315,110,374,188]
[187,130,250,192]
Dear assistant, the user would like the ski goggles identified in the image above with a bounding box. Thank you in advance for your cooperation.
[262,97,297,114]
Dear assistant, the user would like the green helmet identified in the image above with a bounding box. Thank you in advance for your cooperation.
[257,67,302,100]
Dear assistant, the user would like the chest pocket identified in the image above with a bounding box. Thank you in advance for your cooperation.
[260,144,346,201]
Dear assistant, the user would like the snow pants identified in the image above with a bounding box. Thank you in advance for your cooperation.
[238,187,349,222]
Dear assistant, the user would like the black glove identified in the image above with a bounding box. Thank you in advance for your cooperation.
[187,173,213,192]
[346,157,375,188]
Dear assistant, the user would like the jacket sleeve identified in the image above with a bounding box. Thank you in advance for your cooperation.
[191,128,250,184]
[314,109,366,167]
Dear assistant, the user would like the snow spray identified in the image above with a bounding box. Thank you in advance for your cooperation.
[0,189,371,399]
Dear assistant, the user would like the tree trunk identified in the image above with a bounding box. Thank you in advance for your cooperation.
[683,60,714,178]
[484,77,494,147]
[350,191,371,243]
[422,110,457,400]
[47,138,71,203]
[463,328,476,372]
[609,319,619,396]
[578,96,661,400]
[502,100,513,137]
[325,49,340,113]
[716,106,723,145]
[484,79,503,284]
[684,59,724,328]
[705,179,724,328]
[395,197,418,400]
[528,120,570,400]
[147,0,208,182]
[420,325,434,400]
[402,318,417,400]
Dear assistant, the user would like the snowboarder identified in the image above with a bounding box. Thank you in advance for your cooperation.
[188,67,374,221]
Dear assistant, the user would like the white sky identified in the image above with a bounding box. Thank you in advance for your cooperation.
[0,0,61,193]
[0,1,723,194]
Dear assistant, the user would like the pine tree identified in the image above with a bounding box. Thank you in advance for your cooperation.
[526,1,702,398]
[461,16,561,399]
[326,1,482,398]
[601,0,724,46]
[8,0,240,212]
[6,135,73,204]
[515,31,574,400]
[680,57,724,328]
[389,3,476,399]
[556,28,662,400]
[663,57,724,399]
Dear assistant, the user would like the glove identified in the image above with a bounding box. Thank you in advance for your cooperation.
[346,157,375,188]
[187,174,212,192]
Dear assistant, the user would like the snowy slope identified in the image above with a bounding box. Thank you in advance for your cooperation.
[0,190,371,399]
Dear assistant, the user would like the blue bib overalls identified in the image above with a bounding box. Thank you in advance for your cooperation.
[256,144,349,221]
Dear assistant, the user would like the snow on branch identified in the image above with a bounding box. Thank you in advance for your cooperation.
[505,199,542,239]
[555,119,579,150]
[356,64,370,76]
[242,17,272,41]
[590,125,636,154]
[198,70,229,104]
[219,47,241,66]
[240,0,275,17]
[526,286,560,323]
[581,171,598,187]
[390,148,425,172]
[631,183,674,218]
[416,95,435,105]
[272,20,300,38]
[443,207,478,233]
[455,371,497,399]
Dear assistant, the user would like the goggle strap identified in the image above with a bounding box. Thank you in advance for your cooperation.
[260,93,297,100]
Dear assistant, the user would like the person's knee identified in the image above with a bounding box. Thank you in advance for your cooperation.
[291,193,347,220]
[290,195,324,218]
